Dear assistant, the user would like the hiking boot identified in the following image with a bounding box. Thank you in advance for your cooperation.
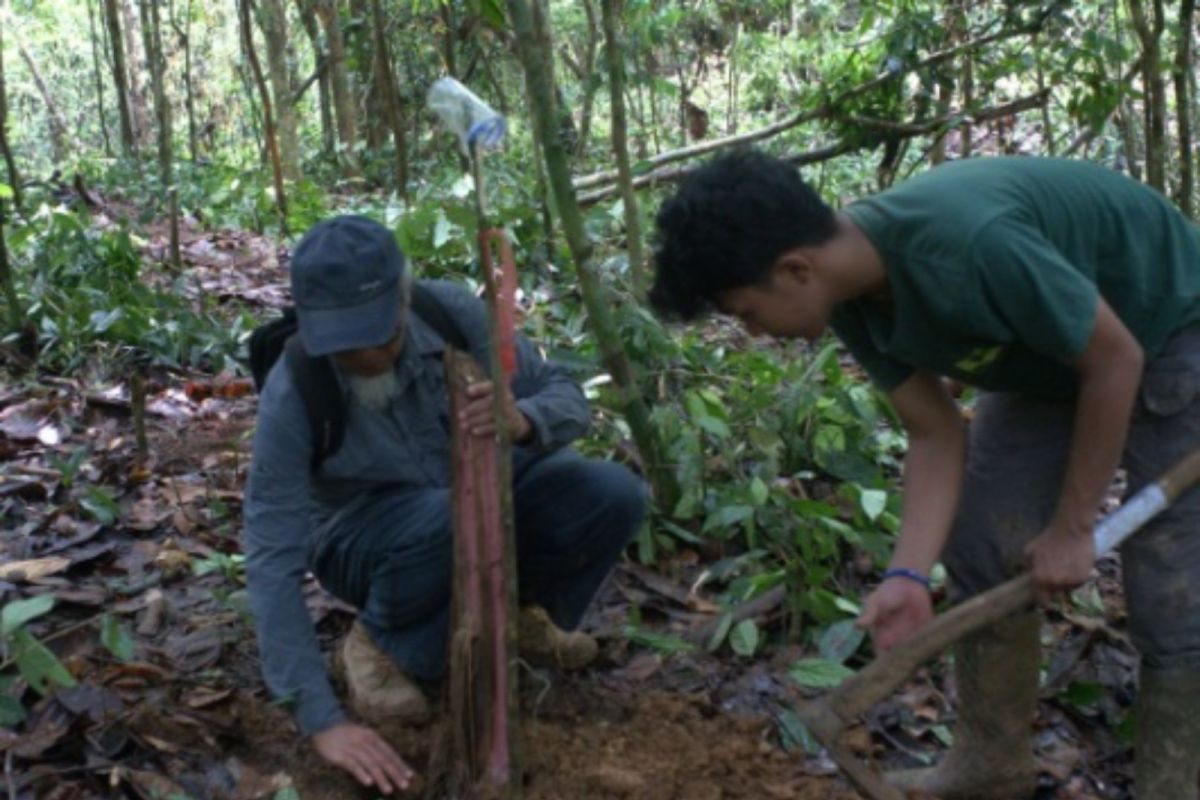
[518,606,598,670]
[1135,666,1200,800]
[341,621,431,724]
[887,611,1041,800]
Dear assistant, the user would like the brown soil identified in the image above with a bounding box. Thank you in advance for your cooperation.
[237,677,859,800]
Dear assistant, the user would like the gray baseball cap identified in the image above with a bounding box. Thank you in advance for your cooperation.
[290,215,406,357]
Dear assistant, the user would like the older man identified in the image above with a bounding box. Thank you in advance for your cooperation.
[244,215,646,794]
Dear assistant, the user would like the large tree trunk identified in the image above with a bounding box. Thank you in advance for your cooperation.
[316,0,361,178]
[368,0,408,196]
[295,0,335,156]
[88,0,114,158]
[240,0,289,231]
[139,0,181,268]
[1129,0,1168,191]
[600,0,645,289]
[258,0,303,181]
[1174,0,1196,216]
[102,0,137,155]
[120,0,151,147]
[506,0,680,511]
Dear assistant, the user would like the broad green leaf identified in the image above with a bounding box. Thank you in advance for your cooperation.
[100,614,135,662]
[1,595,55,638]
[1059,681,1104,708]
[859,489,887,522]
[81,487,120,526]
[703,504,754,533]
[623,626,695,655]
[0,183,12,200]
[432,210,452,248]
[659,519,702,544]
[729,619,759,657]
[696,415,730,438]
[706,612,734,653]
[790,658,854,689]
[776,708,820,753]
[818,620,865,664]
[11,629,77,695]
[833,595,863,616]
[0,694,25,727]
[749,477,769,507]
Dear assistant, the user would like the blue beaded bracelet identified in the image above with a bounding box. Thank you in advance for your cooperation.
[881,567,932,591]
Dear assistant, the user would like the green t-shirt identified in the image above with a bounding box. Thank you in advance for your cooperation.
[833,157,1200,398]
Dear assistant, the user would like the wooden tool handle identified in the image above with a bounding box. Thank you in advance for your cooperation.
[1161,448,1200,502]
[824,574,1035,723]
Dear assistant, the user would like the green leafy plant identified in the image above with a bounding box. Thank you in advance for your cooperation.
[0,595,77,725]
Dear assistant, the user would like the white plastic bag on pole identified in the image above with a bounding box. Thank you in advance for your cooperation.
[426,77,507,154]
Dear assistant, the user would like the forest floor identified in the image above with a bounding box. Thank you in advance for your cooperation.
[0,201,1143,799]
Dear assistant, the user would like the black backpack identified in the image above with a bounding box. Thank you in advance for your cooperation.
[247,282,469,470]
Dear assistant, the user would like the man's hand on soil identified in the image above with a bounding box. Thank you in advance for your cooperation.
[461,380,532,443]
[1024,522,1096,606]
[856,578,934,652]
[312,722,415,795]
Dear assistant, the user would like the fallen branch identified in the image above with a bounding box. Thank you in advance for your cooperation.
[579,91,1048,207]
[571,14,1053,193]
[839,89,1049,136]
[686,585,786,646]
[578,142,854,206]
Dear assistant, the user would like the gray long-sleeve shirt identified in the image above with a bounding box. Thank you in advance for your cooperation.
[243,280,590,735]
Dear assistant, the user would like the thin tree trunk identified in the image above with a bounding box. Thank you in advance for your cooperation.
[0,5,21,212]
[1174,0,1196,215]
[238,60,266,167]
[959,9,973,158]
[0,3,24,330]
[258,0,302,181]
[643,50,662,152]
[13,38,71,164]
[121,0,150,147]
[103,0,136,155]
[931,2,962,164]
[369,0,408,196]
[296,0,335,156]
[88,0,114,158]
[601,0,645,290]
[439,1,458,76]
[240,0,289,231]
[170,0,199,163]
[573,0,600,160]
[1129,0,1167,191]
[349,0,385,150]
[139,0,181,269]
[725,21,741,136]
[316,0,361,178]
[506,0,680,512]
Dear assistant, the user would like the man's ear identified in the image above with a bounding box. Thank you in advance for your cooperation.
[770,249,814,287]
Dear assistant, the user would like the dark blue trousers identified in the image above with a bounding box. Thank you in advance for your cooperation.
[309,448,646,680]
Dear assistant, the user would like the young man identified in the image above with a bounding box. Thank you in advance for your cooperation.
[244,215,646,794]
[650,151,1200,800]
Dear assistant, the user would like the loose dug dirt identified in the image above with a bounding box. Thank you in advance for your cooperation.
[237,677,860,800]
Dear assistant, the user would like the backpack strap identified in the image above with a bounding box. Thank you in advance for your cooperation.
[284,336,345,471]
[410,282,470,351]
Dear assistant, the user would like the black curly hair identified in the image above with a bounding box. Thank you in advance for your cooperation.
[649,149,838,320]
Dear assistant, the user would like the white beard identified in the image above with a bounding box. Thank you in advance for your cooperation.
[347,370,400,412]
